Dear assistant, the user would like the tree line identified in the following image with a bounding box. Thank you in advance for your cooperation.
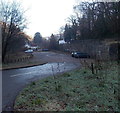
[33,32,59,50]
[64,2,120,43]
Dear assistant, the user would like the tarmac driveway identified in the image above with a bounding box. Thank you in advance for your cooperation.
[31,51,82,63]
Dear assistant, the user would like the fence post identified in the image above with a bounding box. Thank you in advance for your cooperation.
[91,62,94,74]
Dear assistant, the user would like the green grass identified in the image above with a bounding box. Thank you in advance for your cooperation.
[14,61,120,111]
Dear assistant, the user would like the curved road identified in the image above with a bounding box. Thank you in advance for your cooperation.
[2,51,81,112]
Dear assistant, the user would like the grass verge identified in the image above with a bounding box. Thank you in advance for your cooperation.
[14,61,119,111]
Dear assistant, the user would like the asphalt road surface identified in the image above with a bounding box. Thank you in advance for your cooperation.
[2,51,81,112]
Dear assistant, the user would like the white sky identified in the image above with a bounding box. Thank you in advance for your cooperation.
[2,0,119,38]
[18,0,76,38]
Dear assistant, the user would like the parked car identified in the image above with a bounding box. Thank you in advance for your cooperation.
[42,49,49,51]
[25,49,33,53]
[71,52,90,58]
[31,46,38,51]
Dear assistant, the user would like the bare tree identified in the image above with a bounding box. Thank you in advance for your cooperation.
[0,0,27,62]
[73,2,120,39]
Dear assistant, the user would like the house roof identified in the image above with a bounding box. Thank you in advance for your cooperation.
[59,40,66,44]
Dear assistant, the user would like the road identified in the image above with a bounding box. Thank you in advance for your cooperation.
[2,51,81,112]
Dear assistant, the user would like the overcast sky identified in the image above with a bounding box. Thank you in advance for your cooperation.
[17,0,76,38]
[2,0,118,38]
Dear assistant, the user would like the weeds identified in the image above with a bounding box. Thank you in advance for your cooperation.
[31,82,36,86]
[51,64,58,91]
[55,84,62,92]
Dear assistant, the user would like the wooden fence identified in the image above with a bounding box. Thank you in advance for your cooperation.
[4,53,33,64]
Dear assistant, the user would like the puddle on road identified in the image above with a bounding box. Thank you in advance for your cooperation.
[18,62,78,72]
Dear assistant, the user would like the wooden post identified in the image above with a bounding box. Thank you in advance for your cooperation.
[91,62,94,74]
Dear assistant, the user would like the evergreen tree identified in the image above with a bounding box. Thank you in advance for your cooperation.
[33,32,42,47]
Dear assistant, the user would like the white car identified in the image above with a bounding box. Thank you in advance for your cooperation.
[25,49,33,53]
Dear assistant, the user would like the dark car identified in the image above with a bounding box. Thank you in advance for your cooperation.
[71,52,90,58]
[42,49,49,51]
